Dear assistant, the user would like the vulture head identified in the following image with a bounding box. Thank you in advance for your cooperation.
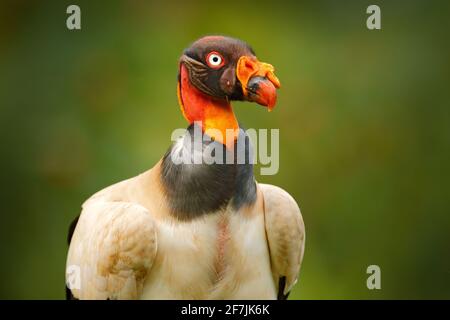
[177,35,281,147]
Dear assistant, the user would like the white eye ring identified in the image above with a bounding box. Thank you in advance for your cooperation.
[206,52,223,68]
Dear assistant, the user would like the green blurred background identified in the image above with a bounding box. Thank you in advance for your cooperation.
[0,0,449,299]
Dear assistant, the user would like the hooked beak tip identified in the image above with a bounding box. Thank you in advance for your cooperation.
[236,56,280,110]
[246,76,278,110]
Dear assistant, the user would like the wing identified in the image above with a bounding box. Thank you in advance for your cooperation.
[66,200,157,299]
[260,184,305,300]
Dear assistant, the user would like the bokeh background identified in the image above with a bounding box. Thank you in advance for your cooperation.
[0,0,449,299]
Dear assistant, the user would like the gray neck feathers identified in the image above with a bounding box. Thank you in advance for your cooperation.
[160,123,256,220]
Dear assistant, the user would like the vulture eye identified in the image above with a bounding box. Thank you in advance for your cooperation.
[206,52,224,69]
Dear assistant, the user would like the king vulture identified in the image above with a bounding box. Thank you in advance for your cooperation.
[66,36,305,300]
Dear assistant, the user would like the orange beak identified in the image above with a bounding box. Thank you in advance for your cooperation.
[236,56,281,111]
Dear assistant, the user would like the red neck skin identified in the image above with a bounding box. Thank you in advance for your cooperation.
[177,64,239,148]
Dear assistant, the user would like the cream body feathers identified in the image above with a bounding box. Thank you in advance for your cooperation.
[66,164,305,300]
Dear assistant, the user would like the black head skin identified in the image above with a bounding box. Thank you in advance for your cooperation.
[180,35,256,100]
